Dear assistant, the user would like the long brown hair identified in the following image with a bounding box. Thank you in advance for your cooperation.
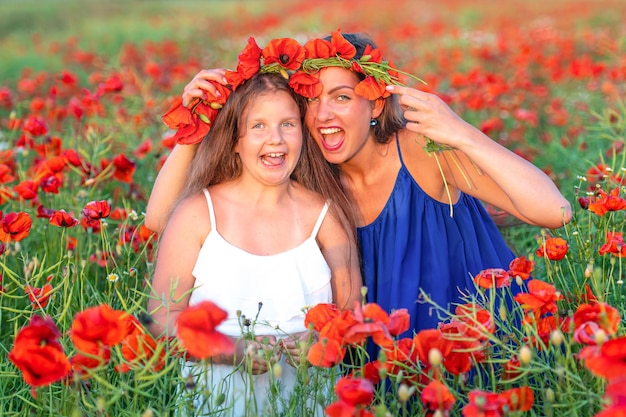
[178,73,357,243]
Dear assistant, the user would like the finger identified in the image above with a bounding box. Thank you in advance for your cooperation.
[195,68,229,84]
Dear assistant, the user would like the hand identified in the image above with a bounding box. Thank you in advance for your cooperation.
[386,84,475,149]
[241,335,281,375]
[182,69,230,106]
[279,330,317,368]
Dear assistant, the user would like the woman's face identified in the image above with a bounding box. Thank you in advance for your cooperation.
[305,67,381,165]
[235,90,303,186]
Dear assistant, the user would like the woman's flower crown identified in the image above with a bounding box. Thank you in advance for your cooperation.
[162,30,423,145]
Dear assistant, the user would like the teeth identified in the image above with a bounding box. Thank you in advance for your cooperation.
[319,128,342,135]
[266,153,284,157]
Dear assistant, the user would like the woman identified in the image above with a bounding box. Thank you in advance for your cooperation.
[148,72,362,415]
[147,31,571,343]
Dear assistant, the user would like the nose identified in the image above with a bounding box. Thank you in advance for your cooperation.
[310,98,334,122]
[267,124,286,144]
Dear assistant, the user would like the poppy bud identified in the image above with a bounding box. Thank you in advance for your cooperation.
[519,345,532,365]
[279,68,289,80]
[428,348,442,367]
[360,55,372,62]
[197,113,211,124]
[209,102,223,110]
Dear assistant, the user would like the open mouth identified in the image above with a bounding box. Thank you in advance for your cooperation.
[318,127,344,151]
[261,152,286,166]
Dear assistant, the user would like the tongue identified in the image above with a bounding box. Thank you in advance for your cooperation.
[262,155,284,166]
[323,133,343,149]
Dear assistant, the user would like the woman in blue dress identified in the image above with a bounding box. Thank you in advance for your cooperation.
[146,32,572,342]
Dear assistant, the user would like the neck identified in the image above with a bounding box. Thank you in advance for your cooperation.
[338,139,391,186]
[230,177,296,206]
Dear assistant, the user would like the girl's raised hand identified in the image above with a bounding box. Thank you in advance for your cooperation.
[182,68,230,106]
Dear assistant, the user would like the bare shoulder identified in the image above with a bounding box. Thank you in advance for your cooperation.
[164,192,212,240]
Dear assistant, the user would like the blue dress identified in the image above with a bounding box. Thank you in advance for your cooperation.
[357,137,516,338]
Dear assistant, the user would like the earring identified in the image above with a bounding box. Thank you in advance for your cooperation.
[370,119,378,126]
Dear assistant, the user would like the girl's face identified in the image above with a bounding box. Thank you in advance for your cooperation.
[235,90,303,186]
[305,67,383,165]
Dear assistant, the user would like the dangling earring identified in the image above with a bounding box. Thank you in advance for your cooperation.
[370,118,378,126]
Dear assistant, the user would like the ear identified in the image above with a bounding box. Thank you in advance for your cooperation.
[372,98,385,119]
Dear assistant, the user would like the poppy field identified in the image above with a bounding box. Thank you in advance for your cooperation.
[1,0,626,416]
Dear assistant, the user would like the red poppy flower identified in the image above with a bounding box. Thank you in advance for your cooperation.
[583,336,626,380]
[162,97,193,129]
[262,38,306,71]
[14,180,39,200]
[67,236,77,251]
[335,377,375,406]
[413,329,454,367]
[574,302,620,336]
[0,211,33,242]
[8,315,71,390]
[0,163,15,184]
[330,30,356,60]
[112,153,136,183]
[440,321,485,375]
[326,376,375,417]
[303,38,335,59]
[288,71,322,98]
[82,200,111,220]
[462,390,508,417]
[502,355,522,381]
[514,279,562,316]
[70,305,131,353]
[599,231,626,257]
[164,102,213,146]
[387,308,410,337]
[175,301,234,360]
[307,337,345,368]
[535,237,568,260]
[70,343,111,376]
[25,283,53,309]
[473,268,511,289]
[355,76,389,100]
[421,380,456,413]
[115,317,165,373]
[500,386,534,412]
[22,116,48,136]
[508,256,534,280]
[587,187,626,216]
[49,210,79,228]
[454,303,496,340]
[304,303,340,332]
[38,174,62,194]
[381,337,420,383]
[231,36,262,84]
[343,302,392,347]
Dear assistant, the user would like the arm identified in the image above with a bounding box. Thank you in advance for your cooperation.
[144,143,197,233]
[388,85,572,228]
[145,69,232,233]
[317,208,363,310]
[147,193,208,337]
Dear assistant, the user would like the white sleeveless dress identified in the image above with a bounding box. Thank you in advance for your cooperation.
[181,188,333,416]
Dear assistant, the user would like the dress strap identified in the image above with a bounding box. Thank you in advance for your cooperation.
[310,202,330,238]
[395,132,406,167]
[201,188,217,229]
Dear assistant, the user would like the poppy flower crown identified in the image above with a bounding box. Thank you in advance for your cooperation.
[162,30,423,145]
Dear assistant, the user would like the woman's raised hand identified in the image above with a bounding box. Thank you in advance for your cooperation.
[386,84,475,149]
[182,69,230,106]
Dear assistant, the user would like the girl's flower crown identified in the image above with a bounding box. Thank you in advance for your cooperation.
[162,30,423,145]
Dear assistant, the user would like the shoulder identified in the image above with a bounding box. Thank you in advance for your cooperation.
[164,192,212,239]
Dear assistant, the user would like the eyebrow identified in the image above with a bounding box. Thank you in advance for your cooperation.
[326,85,355,95]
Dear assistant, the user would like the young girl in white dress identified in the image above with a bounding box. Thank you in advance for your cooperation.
[147,73,362,416]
